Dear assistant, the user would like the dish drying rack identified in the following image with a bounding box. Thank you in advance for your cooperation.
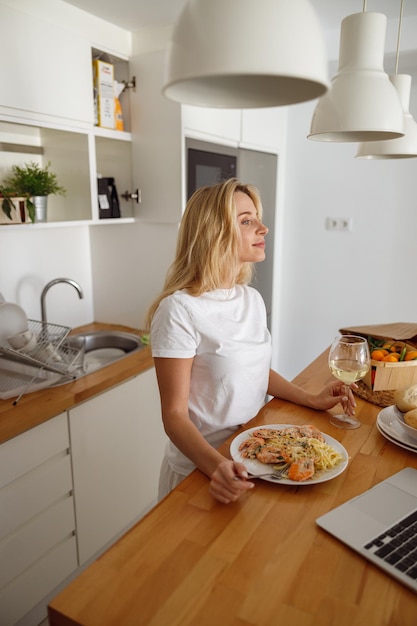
[0,320,84,401]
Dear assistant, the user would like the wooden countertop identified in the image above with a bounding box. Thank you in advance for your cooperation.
[0,322,153,444]
[48,349,417,626]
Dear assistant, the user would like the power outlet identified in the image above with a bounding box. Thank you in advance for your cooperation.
[325,217,352,232]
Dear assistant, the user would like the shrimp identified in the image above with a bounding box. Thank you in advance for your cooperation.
[296,424,325,442]
[238,436,265,458]
[287,457,315,481]
[252,428,282,439]
[256,443,289,465]
[279,426,304,439]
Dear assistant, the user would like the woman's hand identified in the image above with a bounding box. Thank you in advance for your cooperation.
[311,380,357,415]
[209,459,255,504]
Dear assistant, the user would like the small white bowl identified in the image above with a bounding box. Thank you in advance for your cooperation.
[393,406,417,442]
[7,329,38,353]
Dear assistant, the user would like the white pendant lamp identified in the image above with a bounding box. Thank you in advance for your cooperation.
[308,11,404,142]
[163,0,329,108]
[356,75,417,158]
[356,0,417,159]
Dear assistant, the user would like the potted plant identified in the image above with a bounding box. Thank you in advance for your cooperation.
[0,161,66,223]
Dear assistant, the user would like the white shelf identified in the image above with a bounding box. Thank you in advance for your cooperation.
[93,127,132,142]
[0,218,136,231]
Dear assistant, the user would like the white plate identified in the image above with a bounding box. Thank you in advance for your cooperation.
[376,420,417,454]
[377,406,417,452]
[391,405,417,443]
[230,424,349,485]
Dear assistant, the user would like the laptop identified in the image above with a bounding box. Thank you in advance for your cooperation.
[316,467,417,593]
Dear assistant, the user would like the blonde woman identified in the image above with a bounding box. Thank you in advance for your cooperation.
[147,179,355,504]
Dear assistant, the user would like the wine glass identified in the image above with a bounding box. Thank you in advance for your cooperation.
[328,334,370,429]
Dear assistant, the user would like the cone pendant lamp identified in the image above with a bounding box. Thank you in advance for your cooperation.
[356,75,417,158]
[308,12,404,142]
[356,0,417,159]
[163,0,329,108]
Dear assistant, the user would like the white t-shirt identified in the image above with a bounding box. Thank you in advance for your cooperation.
[151,285,272,474]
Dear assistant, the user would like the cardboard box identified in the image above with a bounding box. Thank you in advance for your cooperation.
[93,59,115,129]
[340,323,417,391]
[0,197,28,224]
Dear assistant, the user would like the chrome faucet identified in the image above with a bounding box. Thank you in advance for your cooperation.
[41,278,84,325]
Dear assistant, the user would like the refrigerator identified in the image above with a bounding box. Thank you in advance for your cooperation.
[186,138,277,329]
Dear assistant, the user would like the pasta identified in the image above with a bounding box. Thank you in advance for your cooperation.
[238,425,344,481]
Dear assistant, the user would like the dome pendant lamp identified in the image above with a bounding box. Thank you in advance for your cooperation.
[162,0,329,108]
[308,10,404,142]
[356,0,417,159]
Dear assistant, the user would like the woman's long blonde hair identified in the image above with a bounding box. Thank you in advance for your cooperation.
[145,178,263,329]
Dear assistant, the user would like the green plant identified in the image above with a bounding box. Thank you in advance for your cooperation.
[0,161,66,223]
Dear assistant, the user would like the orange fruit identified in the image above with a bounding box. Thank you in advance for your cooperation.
[371,350,385,361]
[382,354,400,362]
[405,351,417,361]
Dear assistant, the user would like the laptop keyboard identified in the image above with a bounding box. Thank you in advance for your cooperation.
[364,510,417,580]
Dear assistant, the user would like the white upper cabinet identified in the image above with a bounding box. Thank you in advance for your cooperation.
[0,3,92,127]
[183,105,241,144]
[183,104,287,153]
[241,108,287,152]
[130,49,183,223]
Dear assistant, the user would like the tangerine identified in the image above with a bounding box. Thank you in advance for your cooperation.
[405,351,417,361]
[382,354,400,362]
[371,350,385,361]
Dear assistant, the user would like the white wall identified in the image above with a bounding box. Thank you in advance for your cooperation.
[0,226,94,327]
[89,221,178,328]
[277,78,417,380]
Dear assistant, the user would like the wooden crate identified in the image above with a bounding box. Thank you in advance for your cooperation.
[365,347,417,391]
[340,323,417,392]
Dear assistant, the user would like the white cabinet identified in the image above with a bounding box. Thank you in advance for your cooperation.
[182,105,241,144]
[0,414,77,626]
[130,49,183,223]
[0,367,165,625]
[183,104,287,153]
[69,368,166,564]
[0,3,91,126]
[241,108,287,152]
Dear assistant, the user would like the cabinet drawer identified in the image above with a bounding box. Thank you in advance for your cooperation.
[0,413,69,489]
[0,453,72,541]
[0,534,77,626]
[0,495,76,588]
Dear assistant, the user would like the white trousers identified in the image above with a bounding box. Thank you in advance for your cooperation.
[158,455,190,501]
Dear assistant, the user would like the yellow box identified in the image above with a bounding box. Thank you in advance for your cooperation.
[93,60,115,129]
[340,323,417,392]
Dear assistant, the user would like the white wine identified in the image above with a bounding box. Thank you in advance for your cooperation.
[329,359,369,385]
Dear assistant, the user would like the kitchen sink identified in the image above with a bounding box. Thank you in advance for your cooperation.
[0,330,147,400]
[63,330,146,374]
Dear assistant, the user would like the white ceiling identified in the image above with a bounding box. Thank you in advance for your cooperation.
[63,0,417,34]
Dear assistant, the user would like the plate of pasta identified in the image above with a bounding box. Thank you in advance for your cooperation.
[230,424,348,485]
